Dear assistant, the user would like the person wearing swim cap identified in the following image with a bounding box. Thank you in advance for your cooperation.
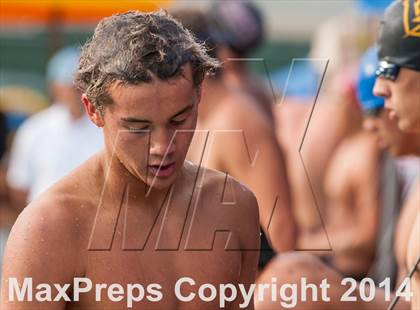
[255,46,420,310]
[209,0,275,125]
[172,7,296,255]
[361,47,420,155]
[373,1,420,307]
[297,48,391,284]
[358,49,420,310]
[373,0,420,132]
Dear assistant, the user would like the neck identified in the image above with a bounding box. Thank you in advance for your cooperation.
[100,151,168,206]
[410,133,420,156]
[224,60,247,78]
[199,78,228,123]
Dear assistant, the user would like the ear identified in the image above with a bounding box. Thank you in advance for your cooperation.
[81,94,105,127]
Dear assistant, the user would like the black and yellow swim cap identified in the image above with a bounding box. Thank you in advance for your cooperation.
[378,0,420,71]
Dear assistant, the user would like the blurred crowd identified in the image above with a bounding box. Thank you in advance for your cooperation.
[0,0,418,309]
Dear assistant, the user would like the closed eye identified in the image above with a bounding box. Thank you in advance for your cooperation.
[170,111,191,126]
[127,125,150,132]
[170,118,187,125]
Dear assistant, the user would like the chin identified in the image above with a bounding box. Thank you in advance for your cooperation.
[389,146,405,157]
[398,118,419,133]
[389,149,400,157]
[145,174,177,191]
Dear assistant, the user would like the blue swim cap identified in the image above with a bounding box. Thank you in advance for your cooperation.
[356,0,393,14]
[357,46,384,114]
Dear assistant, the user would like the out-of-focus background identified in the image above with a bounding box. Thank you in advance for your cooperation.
[0,0,376,95]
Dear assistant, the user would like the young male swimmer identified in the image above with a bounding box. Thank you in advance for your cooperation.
[0,11,260,309]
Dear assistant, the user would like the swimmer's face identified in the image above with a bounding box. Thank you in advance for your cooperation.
[102,64,200,190]
[363,109,415,156]
[373,68,420,133]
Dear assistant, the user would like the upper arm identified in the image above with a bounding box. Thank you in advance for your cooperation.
[407,212,420,310]
[352,146,381,236]
[318,136,381,258]
[1,203,79,309]
[326,137,381,232]
[232,185,259,309]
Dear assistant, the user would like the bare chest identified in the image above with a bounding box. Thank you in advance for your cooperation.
[75,244,241,309]
[75,196,243,309]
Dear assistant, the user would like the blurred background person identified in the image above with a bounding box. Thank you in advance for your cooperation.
[209,0,275,126]
[255,45,418,310]
[373,1,420,308]
[171,7,296,258]
[273,0,393,249]
[0,86,48,274]
[6,46,103,211]
[299,47,419,286]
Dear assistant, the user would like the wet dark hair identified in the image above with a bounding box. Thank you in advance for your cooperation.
[170,8,219,60]
[75,10,220,112]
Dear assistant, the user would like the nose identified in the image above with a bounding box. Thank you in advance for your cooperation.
[363,117,378,132]
[149,127,175,158]
[373,78,389,99]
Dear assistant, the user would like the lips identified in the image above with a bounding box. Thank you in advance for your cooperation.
[377,137,388,149]
[388,110,398,120]
[148,162,176,178]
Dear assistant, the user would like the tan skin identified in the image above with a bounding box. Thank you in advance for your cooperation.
[363,109,420,157]
[374,67,420,310]
[274,91,362,240]
[298,131,382,277]
[406,197,419,310]
[373,68,420,132]
[255,252,409,310]
[217,47,275,125]
[186,74,295,253]
[255,109,419,310]
[395,182,419,287]
[299,108,420,277]
[0,65,260,309]
[256,187,416,310]
[364,109,420,302]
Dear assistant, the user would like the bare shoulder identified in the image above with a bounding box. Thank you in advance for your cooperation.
[403,184,420,235]
[1,196,85,289]
[7,192,83,253]
[406,207,420,271]
[325,132,380,193]
[217,91,272,132]
[330,132,380,174]
[336,132,379,160]
[183,161,259,217]
[2,156,103,279]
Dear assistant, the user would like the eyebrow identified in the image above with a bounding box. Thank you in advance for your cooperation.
[120,104,194,123]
